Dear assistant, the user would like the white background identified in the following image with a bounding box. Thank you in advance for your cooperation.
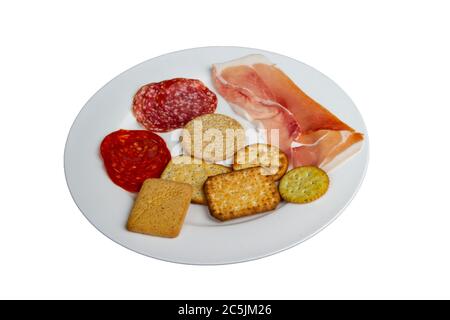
[1,0,449,300]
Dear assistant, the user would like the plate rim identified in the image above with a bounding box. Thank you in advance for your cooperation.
[64,46,370,265]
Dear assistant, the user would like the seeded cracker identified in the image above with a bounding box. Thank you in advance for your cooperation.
[181,114,245,162]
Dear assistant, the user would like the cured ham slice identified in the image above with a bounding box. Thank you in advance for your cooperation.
[212,54,364,171]
[292,130,363,171]
[212,55,299,155]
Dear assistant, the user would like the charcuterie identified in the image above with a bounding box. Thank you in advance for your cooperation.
[100,129,171,192]
[133,78,217,132]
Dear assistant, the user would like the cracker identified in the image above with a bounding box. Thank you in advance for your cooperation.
[204,167,280,221]
[126,179,192,238]
[161,155,231,204]
[279,166,329,203]
[181,114,245,162]
[233,144,289,180]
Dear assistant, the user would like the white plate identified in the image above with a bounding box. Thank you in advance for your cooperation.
[64,46,369,265]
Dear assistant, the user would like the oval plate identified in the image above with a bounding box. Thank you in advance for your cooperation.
[64,46,369,265]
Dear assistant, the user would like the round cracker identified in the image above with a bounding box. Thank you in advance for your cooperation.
[279,166,329,203]
[181,114,245,162]
[232,144,288,180]
[161,155,231,204]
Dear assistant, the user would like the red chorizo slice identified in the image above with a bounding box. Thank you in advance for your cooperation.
[100,129,171,192]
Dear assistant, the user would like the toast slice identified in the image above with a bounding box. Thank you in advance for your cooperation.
[204,167,281,221]
[161,155,231,204]
[127,179,192,238]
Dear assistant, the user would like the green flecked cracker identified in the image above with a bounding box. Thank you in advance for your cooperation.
[279,166,329,204]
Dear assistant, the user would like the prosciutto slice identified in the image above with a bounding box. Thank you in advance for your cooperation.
[212,54,364,171]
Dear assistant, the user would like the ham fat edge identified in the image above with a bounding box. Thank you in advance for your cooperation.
[212,54,364,172]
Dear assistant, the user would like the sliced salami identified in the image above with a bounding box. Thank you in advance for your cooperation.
[100,129,171,192]
[132,78,217,132]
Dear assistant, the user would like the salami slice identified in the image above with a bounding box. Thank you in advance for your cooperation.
[132,78,217,132]
[100,129,171,192]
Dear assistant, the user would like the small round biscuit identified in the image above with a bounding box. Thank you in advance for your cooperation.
[181,114,245,162]
[279,166,329,203]
[233,144,288,181]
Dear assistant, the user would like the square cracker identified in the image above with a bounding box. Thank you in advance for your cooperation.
[127,179,192,238]
[204,167,281,221]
